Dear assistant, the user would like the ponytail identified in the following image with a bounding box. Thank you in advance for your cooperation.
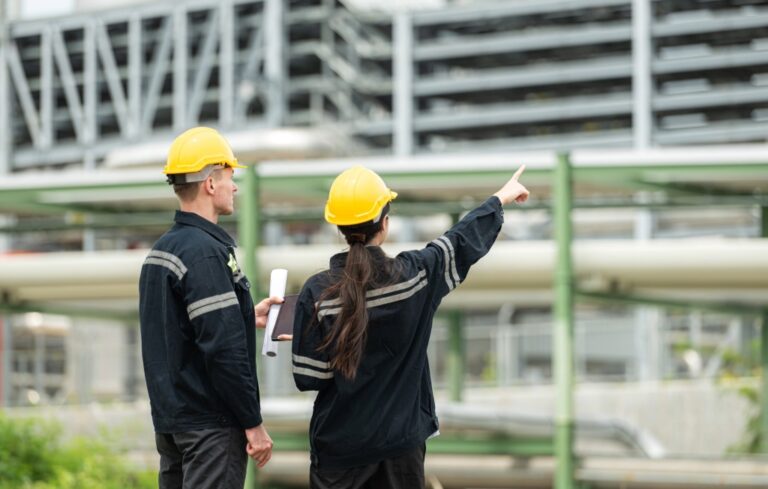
[317,205,396,380]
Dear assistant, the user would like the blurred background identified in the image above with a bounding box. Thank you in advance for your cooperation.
[0,0,767,488]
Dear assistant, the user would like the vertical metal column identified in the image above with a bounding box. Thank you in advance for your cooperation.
[1,316,10,406]
[125,324,139,401]
[34,327,44,402]
[0,0,9,174]
[761,207,768,453]
[447,311,464,402]
[632,0,652,148]
[447,212,464,402]
[553,152,575,489]
[40,25,52,149]
[634,195,658,380]
[239,163,261,489]
[239,165,260,302]
[264,0,284,127]
[83,20,96,167]
[219,0,234,129]
[127,13,141,140]
[393,11,413,156]
[173,5,187,132]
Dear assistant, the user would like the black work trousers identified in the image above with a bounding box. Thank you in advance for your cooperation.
[310,444,426,489]
[155,427,248,489]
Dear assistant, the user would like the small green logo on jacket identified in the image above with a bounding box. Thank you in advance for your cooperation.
[227,253,239,275]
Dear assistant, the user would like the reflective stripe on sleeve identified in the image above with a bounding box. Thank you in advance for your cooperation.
[292,354,330,370]
[292,366,334,379]
[143,250,188,280]
[437,235,461,287]
[431,238,456,291]
[187,291,240,320]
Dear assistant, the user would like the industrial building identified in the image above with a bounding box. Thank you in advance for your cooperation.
[1,0,768,487]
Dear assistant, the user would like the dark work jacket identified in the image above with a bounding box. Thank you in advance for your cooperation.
[139,210,262,433]
[292,197,504,468]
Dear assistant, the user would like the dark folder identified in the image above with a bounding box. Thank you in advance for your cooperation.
[271,294,298,341]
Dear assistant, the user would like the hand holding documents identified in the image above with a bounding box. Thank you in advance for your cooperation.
[271,294,297,341]
[261,269,287,357]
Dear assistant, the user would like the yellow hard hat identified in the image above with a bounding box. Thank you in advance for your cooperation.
[163,127,246,176]
[325,166,398,226]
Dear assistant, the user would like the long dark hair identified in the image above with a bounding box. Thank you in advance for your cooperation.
[316,204,398,380]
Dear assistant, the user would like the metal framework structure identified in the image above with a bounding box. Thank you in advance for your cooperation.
[2,0,768,173]
[1,1,768,488]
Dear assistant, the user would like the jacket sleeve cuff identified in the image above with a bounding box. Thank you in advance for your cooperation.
[487,195,503,210]
[239,413,263,430]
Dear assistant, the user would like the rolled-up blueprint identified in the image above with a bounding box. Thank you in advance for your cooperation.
[261,268,287,357]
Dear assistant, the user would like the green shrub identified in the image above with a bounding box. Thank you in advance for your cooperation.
[0,413,155,489]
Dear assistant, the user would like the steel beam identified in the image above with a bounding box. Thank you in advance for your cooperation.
[96,20,130,136]
[39,26,52,148]
[412,0,629,26]
[173,5,187,132]
[632,0,652,148]
[83,20,96,155]
[414,56,632,97]
[7,41,41,146]
[141,17,173,133]
[264,0,284,127]
[188,8,219,126]
[128,13,141,139]
[219,0,234,128]
[415,94,632,132]
[0,0,9,174]
[393,11,413,156]
[654,86,768,112]
[414,24,631,62]
[654,49,768,75]
[235,17,264,123]
[50,27,84,141]
[654,10,768,37]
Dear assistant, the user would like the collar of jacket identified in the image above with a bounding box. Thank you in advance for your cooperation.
[174,210,236,247]
[329,245,385,269]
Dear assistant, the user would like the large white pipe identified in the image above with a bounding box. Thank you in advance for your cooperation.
[1,239,767,304]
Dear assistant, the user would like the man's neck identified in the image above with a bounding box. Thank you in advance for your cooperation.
[179,201,218,224]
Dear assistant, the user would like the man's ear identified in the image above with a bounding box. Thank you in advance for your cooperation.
[205,177,215,195]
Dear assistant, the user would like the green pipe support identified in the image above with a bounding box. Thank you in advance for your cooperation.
[761,207,768,454]
[447,310,464,403]
[762,307,768,454]
[553,152,575,489]
[446,212,464,403]
[238,164,262,489]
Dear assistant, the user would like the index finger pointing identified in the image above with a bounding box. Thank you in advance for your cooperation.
[512,164,526,180]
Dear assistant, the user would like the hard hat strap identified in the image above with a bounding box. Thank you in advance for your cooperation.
[166,164,226,185]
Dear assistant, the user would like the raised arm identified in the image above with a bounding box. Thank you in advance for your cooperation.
[415,166,530,301]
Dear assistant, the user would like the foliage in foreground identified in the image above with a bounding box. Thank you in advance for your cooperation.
[0,413,156,489]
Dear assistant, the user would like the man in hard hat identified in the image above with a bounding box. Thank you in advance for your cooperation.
[139,127,277,489]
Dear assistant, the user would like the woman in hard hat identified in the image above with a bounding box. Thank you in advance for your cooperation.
[291,165,529,489]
